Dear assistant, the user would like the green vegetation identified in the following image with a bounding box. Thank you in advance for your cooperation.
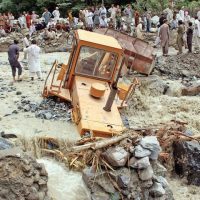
[0,0,199,16]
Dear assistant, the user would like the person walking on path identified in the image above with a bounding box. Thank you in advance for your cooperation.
[24,40,42,81]
[8,39,22,82]
[177,20,184,54]
[186,22,193,53]
[159,19,170,56]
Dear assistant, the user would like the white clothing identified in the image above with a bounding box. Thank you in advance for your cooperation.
[86,12,94,26]
[99,7,107,17]
[29,25,36,36]
[197,11,200,20]
[136,23,143,40]
[25,44,41,76]
[23,37,30,48]
[9,15,15,26]
[18,16,26,27]
[194,19,200,37]
[99,7,107,27]
[108,7,117,19]
[52,9,60,22]
[179,9,185,21]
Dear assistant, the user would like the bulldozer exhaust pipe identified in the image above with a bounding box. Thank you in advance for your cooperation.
[103,86,118,112]
[103,58,125,112]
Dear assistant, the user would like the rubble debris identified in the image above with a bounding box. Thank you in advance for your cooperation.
[155,53,200,80]
[182,85,200,96]
[18,97,71,121]
[102,146,129,167]
[78,134,173,199]
[139,136,161,160]
[134,145,151,158]
[128,156,151,169]
[0,32,70,53]
[0,138,50,200]
[173,140,200,186]
[0,137,14,150]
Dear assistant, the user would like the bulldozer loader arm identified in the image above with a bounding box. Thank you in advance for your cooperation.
[42,60,71,102]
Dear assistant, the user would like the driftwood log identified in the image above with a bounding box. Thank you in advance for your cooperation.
[71,132,138,152]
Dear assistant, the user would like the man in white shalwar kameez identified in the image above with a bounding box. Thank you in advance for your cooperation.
[52,7,60,23]
[25,40,41,80]
[99,4,108,28]
[194,17,200,49]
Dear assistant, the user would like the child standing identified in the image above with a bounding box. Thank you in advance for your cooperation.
[186,21,193,53]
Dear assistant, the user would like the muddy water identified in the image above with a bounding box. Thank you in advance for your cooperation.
[0,52,80,141]
[38,158,90,200]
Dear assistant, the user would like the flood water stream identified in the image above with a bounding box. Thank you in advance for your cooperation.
[38,158,91,200]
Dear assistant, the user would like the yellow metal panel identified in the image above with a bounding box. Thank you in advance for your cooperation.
[73,76,125,136]
[77,29,122,50]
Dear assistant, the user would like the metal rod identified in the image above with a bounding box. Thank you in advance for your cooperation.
[103,58,125,112]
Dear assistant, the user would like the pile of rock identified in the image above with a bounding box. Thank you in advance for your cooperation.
[0,31,70,53]
[83,136,174,200]
[0,137,50,200]
[18,97,71,121]
[155,53,200,80]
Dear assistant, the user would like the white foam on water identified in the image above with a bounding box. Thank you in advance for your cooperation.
[37,158,91,200]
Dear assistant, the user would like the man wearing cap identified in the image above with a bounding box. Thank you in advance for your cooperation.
[52,7,60,23]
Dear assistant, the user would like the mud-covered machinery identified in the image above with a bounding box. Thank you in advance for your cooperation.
[95,28,155,75]
[43,29,152,137]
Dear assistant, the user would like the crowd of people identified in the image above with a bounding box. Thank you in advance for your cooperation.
[2,3,200,83]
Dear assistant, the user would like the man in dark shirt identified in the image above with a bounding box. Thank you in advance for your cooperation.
[8,39,22,82]
[159,13,166,26]
[187,22,193,53]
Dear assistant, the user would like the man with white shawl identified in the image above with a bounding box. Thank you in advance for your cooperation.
[25,40,42,80]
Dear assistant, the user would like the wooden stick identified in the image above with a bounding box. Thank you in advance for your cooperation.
[71,132,138,152]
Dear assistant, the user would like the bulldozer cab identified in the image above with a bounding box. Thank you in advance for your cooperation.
[63,29,123,89]
[43,30,134,137]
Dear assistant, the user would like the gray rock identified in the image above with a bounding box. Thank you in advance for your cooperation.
[83,167,115,194]
[82,167,95,188]
[0,138,14,150]
[91,192,110,200]
[152,161,167,177]
[153,175,169,188]
[16,91,22,95]
[24,105,31,112]
[134,145,151,158]
[130,169,139,184]
[140,136,161,160]
[138,165,154,181]
[149,182,166,197]
[102,146,129,167]
[95,174,115,194]
[43,112,52,120]
[128,156,150,169]
[173,140,200,186]
[116,168,131,189]
[141,179,153,188]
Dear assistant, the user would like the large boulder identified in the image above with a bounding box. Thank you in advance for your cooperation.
[173,140,200,186]
[139,136,161,160]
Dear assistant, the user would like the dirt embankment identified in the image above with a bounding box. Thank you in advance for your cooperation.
[154,53,200,81]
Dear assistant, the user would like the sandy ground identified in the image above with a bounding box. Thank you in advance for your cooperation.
[0,51,200,199]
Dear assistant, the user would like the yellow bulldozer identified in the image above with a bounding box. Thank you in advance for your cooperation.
[43,29,154,137]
